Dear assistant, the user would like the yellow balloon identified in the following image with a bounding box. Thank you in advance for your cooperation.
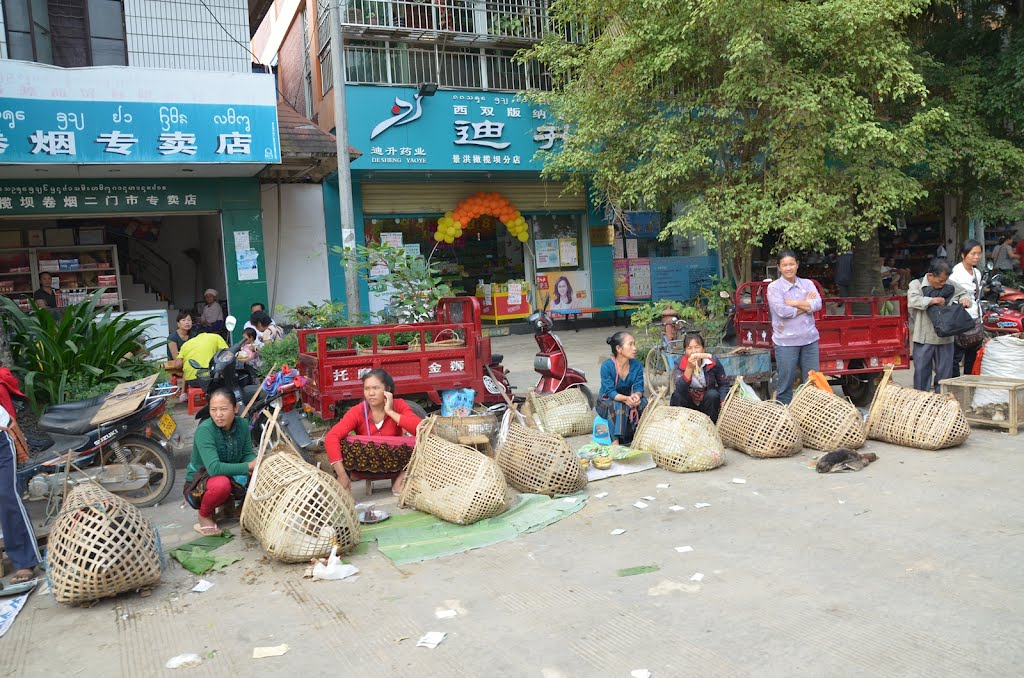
[518,233,528,242]
[432,231,442,241]
[453,221,462,230]
[444,211,454,219]
[444,235,455,244]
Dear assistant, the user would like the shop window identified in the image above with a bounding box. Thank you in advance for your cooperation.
[4,0,127,67]
[531,214,591,311]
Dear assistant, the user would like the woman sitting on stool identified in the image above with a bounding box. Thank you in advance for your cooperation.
[669,332,730,423]
[184,388,256,536]
[595,331,646,445]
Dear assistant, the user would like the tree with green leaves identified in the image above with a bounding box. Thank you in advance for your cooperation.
[528,0,946,283]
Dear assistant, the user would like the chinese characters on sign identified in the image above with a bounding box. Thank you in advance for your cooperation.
[0,181,208,216]
[354,87,567,170]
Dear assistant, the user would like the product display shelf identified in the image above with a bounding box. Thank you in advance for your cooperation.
[0,245,123,311]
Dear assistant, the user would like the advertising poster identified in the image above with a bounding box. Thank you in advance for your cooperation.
[381,232,404,248]
[236,249,259,281]
[535,239,560,268]
[507,282,523,305]
[626,238,639,259]
[558,238,579,267]
[613,260,631,300]
[535,271,591,311]
[628,258,652,299]
[613,237,625,260]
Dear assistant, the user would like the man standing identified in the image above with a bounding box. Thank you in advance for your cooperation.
[907,259,971,392]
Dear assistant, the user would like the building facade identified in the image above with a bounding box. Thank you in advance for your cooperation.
[0,0,281,337]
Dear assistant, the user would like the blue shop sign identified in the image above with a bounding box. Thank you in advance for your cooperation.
[346,85,564,171]
[0,62,280,165]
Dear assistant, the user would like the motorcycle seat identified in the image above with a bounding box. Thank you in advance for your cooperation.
[42,394,107,412]
[37,400,106,435]
[30,432,91,461]
[489,354,503,365]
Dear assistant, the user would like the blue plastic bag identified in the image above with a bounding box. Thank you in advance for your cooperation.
[441,388,476,417]
[592,414,612,446]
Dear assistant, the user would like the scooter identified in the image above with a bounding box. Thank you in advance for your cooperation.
[16,380,178,513]
[981,300,1024,335]
[982,262,1024,306]
[528,295,593,406]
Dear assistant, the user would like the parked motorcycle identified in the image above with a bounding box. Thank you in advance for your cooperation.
[981,300,1024,335]
[528,295,593,406]
[16,380,178,511]
[982,262,1024,307]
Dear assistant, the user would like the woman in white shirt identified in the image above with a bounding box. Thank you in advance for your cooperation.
[949,239,983,376]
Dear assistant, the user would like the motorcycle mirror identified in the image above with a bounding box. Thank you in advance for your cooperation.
[225,315,237,332]
[719,290,731,299]
[986,261,994,271]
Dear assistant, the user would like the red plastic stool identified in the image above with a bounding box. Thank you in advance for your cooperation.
[187,387,207,416]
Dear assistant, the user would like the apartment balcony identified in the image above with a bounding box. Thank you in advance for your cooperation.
[329,0,585,47]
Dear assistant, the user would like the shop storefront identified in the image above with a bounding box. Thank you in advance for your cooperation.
[0,62,280,323]
[340,84,593,320]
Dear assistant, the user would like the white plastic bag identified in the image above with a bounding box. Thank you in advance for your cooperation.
[311,546,359,581]
[973,335,1024,407]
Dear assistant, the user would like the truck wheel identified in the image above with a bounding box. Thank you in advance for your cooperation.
[406,401,429,420]
[842,367,879,407]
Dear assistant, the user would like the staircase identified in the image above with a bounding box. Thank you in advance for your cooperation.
[120,271,170,313]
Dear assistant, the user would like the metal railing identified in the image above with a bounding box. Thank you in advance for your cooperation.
[342,41,552,90]
[337,0,586,44]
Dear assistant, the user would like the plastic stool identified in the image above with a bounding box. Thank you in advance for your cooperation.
[187,387,207,416]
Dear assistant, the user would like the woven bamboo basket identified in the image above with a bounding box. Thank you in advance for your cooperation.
[432,411,499,445]
[788,384,867,451]
[47,483,162,605]
[399,418,508,524]
[632,389,725,472]
[242,447,360,562]
[496,420,587,495]
[866,370,970,450]
[717,379,803,458]
[527,387,593,437]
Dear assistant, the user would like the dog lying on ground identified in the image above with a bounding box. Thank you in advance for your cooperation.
[815,449,879,473]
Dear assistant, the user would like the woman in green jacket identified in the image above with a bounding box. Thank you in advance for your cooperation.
[185,388,256,535]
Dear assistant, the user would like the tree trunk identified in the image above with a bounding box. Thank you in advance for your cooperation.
[0,321,11,368]
[850,229,882,314]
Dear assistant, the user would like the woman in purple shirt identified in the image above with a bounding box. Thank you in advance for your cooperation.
[766,250,821,404]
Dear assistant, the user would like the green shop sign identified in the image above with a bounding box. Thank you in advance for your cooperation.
[0,179,220,216]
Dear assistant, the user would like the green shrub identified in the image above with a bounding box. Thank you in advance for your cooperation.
[1,291,161,412]
[258,333,299,377]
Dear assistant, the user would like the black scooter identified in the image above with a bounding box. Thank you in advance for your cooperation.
[16,380,178,512]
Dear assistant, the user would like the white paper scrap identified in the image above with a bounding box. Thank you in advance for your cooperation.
[631,671,652,678]
[641,496,656,501]
[610,528,627,535]
[669,505,685,512]
[675,546,693,553]
[690,573,704,582]
[656,483,670,489]
[253,644,290,659]
[633,501,649,509]
[562,497,579,504]
[417,632,447,649]
[191,579,214,593]
[732,478,747,484]
[694,502,711,508]
[435,609,458,619]
[594,492,609,498]
[838,499,846,504]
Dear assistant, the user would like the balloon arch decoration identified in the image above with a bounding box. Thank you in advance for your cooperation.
[433,192,530,245]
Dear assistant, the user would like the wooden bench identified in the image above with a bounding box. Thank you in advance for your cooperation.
[551,305,641,332]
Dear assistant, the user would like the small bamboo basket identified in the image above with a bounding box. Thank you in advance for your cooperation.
[717,378,803,458]
[788,383,866,451]
[632,389,725,472]
[242,444,361,562]
[867,368,971,450]
[432,411,499,445]
[399,418,508,525]
[496,420,587,495]
[47,483,162,605]
[527,387,593,438]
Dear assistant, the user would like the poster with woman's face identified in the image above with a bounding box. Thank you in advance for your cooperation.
[535,271,591,311]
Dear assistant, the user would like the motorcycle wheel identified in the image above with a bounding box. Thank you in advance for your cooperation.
[570,384,594,410]
[841,363,879,407]
[101,436,175,507]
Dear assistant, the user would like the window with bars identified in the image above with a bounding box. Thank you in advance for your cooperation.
[301,6,313,118]
[3,0,127,66]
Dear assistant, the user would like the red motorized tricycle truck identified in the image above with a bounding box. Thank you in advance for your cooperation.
[732,281,910,405]
[297,297,512,419]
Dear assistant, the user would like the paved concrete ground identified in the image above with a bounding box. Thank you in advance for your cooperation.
[4,327,1023,677]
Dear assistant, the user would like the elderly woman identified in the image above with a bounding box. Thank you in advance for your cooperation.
[323,369,423,493]
[184,388,256,535]
[198,288,224,331]
[595,331,646,445]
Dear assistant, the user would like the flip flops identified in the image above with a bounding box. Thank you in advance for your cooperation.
[193,523,220,537]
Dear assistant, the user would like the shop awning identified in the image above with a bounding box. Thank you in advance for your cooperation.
[258,100,361,184]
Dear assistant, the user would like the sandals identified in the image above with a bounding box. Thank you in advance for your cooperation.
[193,523,220,537]
[9,569,36,585]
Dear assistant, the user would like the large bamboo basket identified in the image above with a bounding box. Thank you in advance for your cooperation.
[866,369,970,450]
[527,387,593,438]
[242,446,361,562]
[717,379,803,458]
[788,383,866,451]
[47,483,162,605]
[632,389,725,472]
[432,411,499,445]
[399,418,508,525]
[496,421,587,495]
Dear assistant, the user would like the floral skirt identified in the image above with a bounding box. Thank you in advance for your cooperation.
[341,435,415,474]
